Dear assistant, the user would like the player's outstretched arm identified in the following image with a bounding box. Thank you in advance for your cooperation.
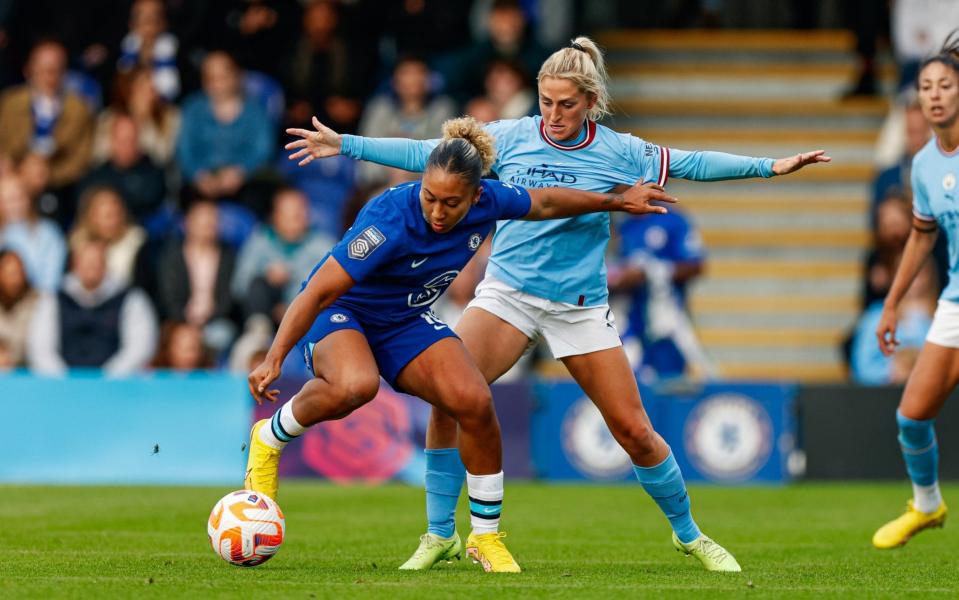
[248,257,355,404]
[523,181,677,221]
[285,116,437,170]
[876,218,938,356]
[667,148,831,181]
[771,150,832,175]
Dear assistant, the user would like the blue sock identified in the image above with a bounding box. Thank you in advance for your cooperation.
[897,410,938,486]
[634,450,702,544]
[425,448,465,538]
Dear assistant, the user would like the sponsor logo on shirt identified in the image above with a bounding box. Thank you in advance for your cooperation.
[408,270,460,307]
[468,233,483,251]
[348,226,386,260]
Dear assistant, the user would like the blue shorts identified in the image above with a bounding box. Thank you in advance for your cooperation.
[298,303,459,388]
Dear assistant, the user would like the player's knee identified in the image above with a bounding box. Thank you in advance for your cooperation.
[446,384,494,428]
[337,374,380,409]
[615,420,659,456]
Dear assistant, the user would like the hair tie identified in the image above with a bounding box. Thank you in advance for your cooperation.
[570,42,586,52]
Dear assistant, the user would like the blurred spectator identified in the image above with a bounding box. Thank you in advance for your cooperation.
[841,0,889,97]
[892,0,959,90]
[383,0,473,60]
[0,249,40,368]
[0,176,66,292]
[0,39,94,194]
[221,0,301,82]
[464,96,499,124]
[275,152,355,238]
[155,200,236,353]
[27,240,158,376]
[176,51,273,210]
[480,58,535,121]
[283,0,364,133]
[863,193,912,309]
[15,152,64,228]
[609,208,711,381]
[438,0,549,101]
[358,56,455,185]
[152,321,214,371]
[232,187,335,326]
[69,185,147,287]
[851,261,937,385]
[117,0,180,101]
[94,68,182,166]
[83,113,167,225]
[872,97,931,212]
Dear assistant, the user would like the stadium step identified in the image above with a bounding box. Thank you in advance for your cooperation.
[605,29,879,382]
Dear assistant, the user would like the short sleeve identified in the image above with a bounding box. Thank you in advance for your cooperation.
[329,198,404,283]
[627,136,669,186]
[911,162,935,222]
[482,179,532,220]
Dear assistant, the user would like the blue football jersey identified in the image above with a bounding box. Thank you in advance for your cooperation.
[912,137,959,301]
[342,116,773,307]
[306,179,531,326]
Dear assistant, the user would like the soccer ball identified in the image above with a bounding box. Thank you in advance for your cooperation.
[207,490,285,566]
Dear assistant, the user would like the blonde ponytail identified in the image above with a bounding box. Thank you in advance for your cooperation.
[537,36,611,121]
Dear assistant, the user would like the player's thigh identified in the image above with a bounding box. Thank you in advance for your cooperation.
[562,346,656,439]
[455,306,532,384]
[306,328,380,401]
[900,342,959,420]
[396,337,493,421]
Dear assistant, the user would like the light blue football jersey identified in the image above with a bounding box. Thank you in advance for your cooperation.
[341,116,774,306]
[911,138,959,301]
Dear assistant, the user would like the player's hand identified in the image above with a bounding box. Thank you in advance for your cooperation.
[876,304,900,356]
[772,150,831,175]
[620,181,677,215]
[248,360,282,405]
[285,116,342,166]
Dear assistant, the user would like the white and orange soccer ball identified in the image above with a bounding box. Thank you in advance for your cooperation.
[207,490,285,567]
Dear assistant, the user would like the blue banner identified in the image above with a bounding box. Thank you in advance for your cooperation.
[1,371,249,485]
[531,380,797,483]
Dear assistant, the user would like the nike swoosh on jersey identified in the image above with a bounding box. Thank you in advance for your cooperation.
[411,257,429,268]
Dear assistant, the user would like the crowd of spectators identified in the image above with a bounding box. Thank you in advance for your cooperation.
[0,0,569,375]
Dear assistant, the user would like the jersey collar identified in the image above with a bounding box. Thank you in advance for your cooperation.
[539,119,596,151]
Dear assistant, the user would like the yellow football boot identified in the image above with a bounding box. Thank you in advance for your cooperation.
[398,532,463,570]
[672,532,742,572]
[873,500,947,549]
[465,532,521,573]
[243,419,282,501]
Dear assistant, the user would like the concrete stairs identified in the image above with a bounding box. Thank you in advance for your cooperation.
[600,29,890,382]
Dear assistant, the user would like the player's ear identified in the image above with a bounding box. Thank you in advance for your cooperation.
[471,184,482,205]
[585,91,598,110]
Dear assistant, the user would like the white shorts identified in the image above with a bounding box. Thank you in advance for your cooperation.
[465,275,622,358]
[926,299,959,348]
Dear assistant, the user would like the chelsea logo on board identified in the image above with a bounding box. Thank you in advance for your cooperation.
[943,173,956,191]
[468,233,483,251]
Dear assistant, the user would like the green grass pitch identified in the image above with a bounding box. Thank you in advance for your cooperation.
[3,482,958,598]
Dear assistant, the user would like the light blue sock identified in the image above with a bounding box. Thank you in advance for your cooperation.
[634,450,702,544]
[425,448,465,538]
[897,410,938,486]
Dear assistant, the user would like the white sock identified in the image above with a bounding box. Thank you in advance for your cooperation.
[913,482,943,514]
[258,397,307,450]
[467,471,503,534]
